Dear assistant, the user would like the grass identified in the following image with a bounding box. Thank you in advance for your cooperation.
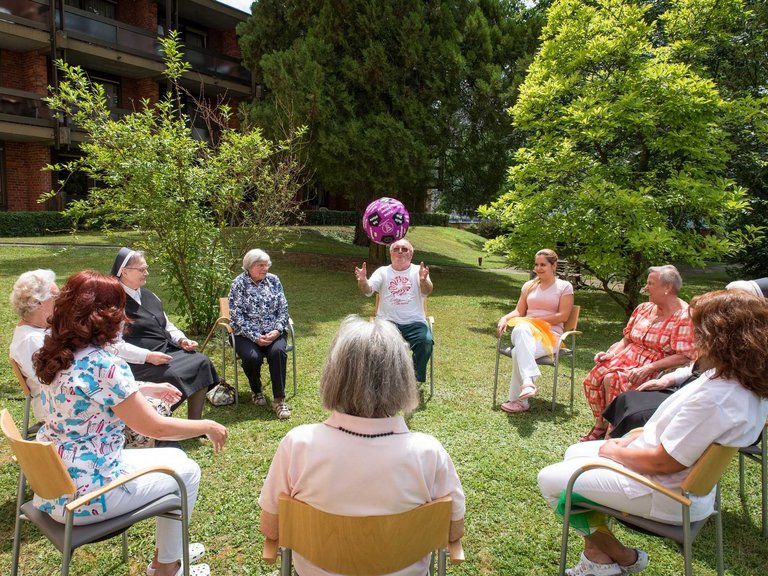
[0,228,764,576]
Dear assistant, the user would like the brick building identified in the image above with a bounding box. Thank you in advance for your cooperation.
[0,0,251,211]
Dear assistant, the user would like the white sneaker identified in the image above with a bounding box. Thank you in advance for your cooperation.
[566,553,622,576]
[620,549,649,574]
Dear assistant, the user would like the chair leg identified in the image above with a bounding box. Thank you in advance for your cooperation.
[493,337,503,407]
[569,341,576,412]
[437,547,447,576]
[551,356,559,412]
[558,499,572,576]
[761,432,767,538]
[715,485,724,576]
[280,547,293,576]
[122,532,128,563]
[682,505,693,576]
[739,452,746,499]
[62,515,74,576]
[429,354,434,397]
[11,472,26,576]
[291,347,297,397]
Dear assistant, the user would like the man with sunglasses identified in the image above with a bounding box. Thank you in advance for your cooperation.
[354,239,433,383]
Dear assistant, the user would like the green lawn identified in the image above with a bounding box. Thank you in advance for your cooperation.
[0,229,762,576]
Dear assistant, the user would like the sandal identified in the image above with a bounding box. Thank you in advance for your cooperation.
[500,400,529,414]
[580,425,608,443]
[147,543,205,576]
[517,382,538,401]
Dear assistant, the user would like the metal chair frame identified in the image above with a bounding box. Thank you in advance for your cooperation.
[201,297,296,404]
[559,444,738,576]
[493,305,581,411]
[2,409,191,576]
[738,422,767,537]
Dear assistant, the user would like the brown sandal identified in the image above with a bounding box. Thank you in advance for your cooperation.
[579,425,607,443]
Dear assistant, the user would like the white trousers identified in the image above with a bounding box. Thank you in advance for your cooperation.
[62,447,201,563]
[507,323,545,401]
[537,441,665,533]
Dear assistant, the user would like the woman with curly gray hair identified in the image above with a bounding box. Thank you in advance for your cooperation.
[258,315,466,576]
[9,269,59,424]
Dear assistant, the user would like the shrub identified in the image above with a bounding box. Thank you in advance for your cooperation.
[0,211,73,237]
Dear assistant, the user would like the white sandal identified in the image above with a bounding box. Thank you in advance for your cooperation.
[147,543,205,576]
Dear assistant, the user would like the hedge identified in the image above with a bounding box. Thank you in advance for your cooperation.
[302,210,448,227]
[0,211,74,237]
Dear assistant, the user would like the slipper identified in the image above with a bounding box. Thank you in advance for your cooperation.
[169,563,210,576]
[579,425,607,443]
[500,400,529,414]
[517,382,538,401]
[147,544,205,576]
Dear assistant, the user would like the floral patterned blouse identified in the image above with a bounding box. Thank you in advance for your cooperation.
[229,271,289,343]
[34,347,138,519]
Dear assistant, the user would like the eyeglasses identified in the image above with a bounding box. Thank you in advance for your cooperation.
[391,247,411,253]
[125,266,149,273]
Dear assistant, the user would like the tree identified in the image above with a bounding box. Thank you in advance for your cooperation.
[43,33,305,334]
[481,0,759,317]
[238,0,540,257]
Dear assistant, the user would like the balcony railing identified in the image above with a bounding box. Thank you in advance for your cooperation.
[0,87,54,123]
[0,0,250,85]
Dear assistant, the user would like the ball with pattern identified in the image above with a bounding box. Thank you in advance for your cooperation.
[362,197,410,245]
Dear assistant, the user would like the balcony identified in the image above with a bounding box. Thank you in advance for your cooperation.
[0,0,251,89]
[0,87,55,142]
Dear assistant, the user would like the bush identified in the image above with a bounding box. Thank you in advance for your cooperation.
[0,211,74,237]
[302,210,448,226]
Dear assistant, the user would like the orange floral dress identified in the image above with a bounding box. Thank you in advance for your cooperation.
[583,302,695,418]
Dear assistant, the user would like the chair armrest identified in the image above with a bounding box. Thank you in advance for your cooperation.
[262,538,278,564]
[199,317,233,352]
[448,539,465,564]
[572,461,691,506]
[287,317,296,346]
[65,465,182,512]
[427,315,435,330]
[557,329,582,346]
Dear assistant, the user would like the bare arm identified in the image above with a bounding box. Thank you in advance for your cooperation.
[496,286,531,336]
[449,518,464,542]
[419,262,433,297]
[355,262,373,296]
[598,438,686,476]
[260,509,279,541]
[627,353,692,386]
[594,336,631,363]
[113,392,227,452]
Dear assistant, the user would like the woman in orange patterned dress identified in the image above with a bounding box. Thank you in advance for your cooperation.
[580,265,695,442]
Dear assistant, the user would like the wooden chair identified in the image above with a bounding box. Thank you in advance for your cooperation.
[373,293,435,397]
[738,421,767,537]
[201,297,297,404]
[559,443,738,576]
[2,409,192,576]
[263,494,464,575]
[9,356,35,438]
[493,305,582,411]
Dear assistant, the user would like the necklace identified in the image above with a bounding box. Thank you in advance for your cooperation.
[337,426,396,438]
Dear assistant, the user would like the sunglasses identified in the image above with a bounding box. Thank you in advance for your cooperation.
[391,247,411,253]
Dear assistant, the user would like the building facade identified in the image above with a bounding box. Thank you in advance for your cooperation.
[0,0,251,211]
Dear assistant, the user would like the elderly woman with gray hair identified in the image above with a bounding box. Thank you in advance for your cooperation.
[229,249,291,419]
[581,265,695,442]
[258,316,465,576]
[9,269,60,424]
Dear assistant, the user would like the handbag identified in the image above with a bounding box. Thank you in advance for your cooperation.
[206,379,236,406]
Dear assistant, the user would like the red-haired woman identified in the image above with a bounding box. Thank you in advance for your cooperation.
[33,270,227,576]
[538,290,768,575]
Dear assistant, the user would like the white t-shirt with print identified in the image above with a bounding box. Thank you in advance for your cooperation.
[369,264,427,325]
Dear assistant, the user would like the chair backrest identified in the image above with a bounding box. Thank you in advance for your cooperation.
[0,409,76,500]
[9,356,31,397]
[219,297,230,321]
[564,305,580,332]
[681,443,739,497]
[277,494,452,575]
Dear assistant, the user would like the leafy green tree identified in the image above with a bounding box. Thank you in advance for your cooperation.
[481,0,759,316]
[43,33,304,333]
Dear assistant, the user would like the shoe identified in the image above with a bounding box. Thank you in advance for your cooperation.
[566,552,621,576]
[620,549,649,574]
[580,425,608,443]
[252,392,267,406]
[273,400,291,420]
[500,399,529,413]
[517,381,538,401]
[147,544,206,576]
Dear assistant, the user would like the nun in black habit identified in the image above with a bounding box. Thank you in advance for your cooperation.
[111,247,218,420]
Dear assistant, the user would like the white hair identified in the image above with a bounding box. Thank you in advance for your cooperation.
[9,269,57,317]
[648,265,682,294]
[243,249,271,272]
[320,315,419,418]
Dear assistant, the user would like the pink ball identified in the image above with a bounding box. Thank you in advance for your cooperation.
[362,197,410,245]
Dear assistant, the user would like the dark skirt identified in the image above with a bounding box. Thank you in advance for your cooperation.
[128,346,218,411]
[602,389,674,438]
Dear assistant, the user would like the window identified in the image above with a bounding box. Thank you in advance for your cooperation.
[0,142,6,211]
[90,75,120,109]
[64,0,117,19]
